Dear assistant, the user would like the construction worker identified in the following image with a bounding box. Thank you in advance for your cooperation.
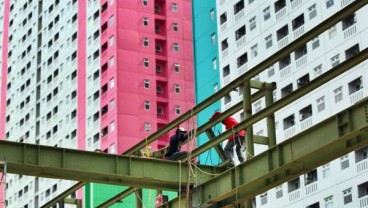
[210,111,246,167]
[165,127,189,160]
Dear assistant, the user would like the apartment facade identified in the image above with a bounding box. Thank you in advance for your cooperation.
[0,0,194,207]
[211,0,368,207]
[192,0,222,165]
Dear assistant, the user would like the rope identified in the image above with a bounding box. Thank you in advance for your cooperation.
[191,162,220,176]
[179,160,182,208]
[135,190,146,208]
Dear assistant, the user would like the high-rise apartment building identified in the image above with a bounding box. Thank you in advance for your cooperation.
[0,0,194,207]
[193,0,368,207]
[192,0,222,165]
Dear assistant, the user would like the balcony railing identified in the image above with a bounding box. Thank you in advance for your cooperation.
[295,54,307,68]
[293,25,305,39]
[235,10,245,22]
[360,195,368,208]
[288,189,301,202]
[284,125,296,139]
[221,22,227,32]
[278,36,289,49]
[222,48,229,58]
[236,36,246,48]
[280,65,292,78]
[223,75,231,85]
[276,7,287,20]
[356,157,368,173]
[305,182,318,195]
[344,24,357,39]
[300,117,312,131]
[341,0,355,8]
[238,64,248,76]
[291,0,302,9]
[350,89,363,104]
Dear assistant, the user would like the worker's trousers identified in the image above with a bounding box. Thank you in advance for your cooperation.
[224,135,245,165]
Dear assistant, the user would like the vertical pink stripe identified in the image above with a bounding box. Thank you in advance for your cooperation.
[0,1,10,206]
[77,0,87,201]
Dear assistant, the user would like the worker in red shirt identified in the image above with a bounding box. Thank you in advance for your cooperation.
[211,111,246,166]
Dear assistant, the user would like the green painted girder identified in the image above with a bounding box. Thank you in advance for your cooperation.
[0,143,223,190]
[166,98,368,207]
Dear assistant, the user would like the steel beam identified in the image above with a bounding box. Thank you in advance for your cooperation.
[186,47,368,161]
[166,98,368,207]
[0,142,223,190]
[41,182,86,208]
[123,0,367,156]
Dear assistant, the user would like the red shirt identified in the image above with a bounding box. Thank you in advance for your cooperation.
[222,116,246,141]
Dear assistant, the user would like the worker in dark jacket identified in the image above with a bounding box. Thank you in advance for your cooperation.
[165,127,189,160]
[211,111,246,166]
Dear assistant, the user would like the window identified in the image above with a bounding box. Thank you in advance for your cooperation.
[211,33,216,45]
[173,23,178,31]
[342,13,356,30]
[144,122,151,132]
[109,36,115,46]
[220,12,227,25]
[265,34,272,48]
[343,188,352,204]
[260,192,267,205]
[144,101,150,110]
[334,86,343,103]
[251,44,258,58]
[109,78,115,88]
[234,0,244,14]
[109,56,115,66]
[357,181,368,198]
[143,17,148,26]
[355,145,368,162]
[297,73,309,88]
[263,6,270,21]
[281,83,293,98]
[221,39,228,51]
[306,202,319,208]
[309,4,317,19]
[173,43,179,52]
[330,54,339,67]
[109,15,114,25]
[348,77,362,95]
[299,105,312,121]
[157,107,163,115]
[174,84,180,93]
[210,9,215,20]
[292,14,304,30]
[275,186,283,198]
[277,25,289,40]
[287,177,300,192]
[340,155,349,170]
[172,3,178,12]
[143,0,148,6]
[304,169,317,185]
[345,44,360,60]
[275,0,286,13]
[326,0,334,8]
[311,37,319,49]
[322,163,330,178]
[249,16,256,31]
[316,96,325,112]
[175,105,181,114]
[174,63,180,72]
[144,58,149,67]
[143,38,149,47]
[237,52,248,67]
[212,58,217,70]
[323,196,333,208]
[268,66,275,77]
[223,65,230,77]
[283,114,295,130]
[329,26,337,39]
[235,25,246,41]
[144,79,150,88]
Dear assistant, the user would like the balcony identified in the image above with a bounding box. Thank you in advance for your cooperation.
[290,0,302,9]
[343,24,357,39]
[221,22,227,32]
[360,195,368,208]
[223,75,231,85]
[288,189,301,202]
[341,0,355,8]
[235,10,244,22]
[293,25,305,39]
[278,36,289,49]
[280,65,292,78]
[276,7,287,20]
[237,64,247,76]
[300,116,312,130]
[222,48,229,58]
[284,126,296,139]
[295,54,307,68]
[305,182,318,195]
[356,157,368,173]
[236,36,246,48]
[350,89,363,104]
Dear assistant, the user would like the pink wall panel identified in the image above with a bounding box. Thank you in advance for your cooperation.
[116,50,139,72]
[117,92,140,115]
[183,40,194,61]
[183,20,193,41]
[117,8,138,30]
[116,28,139,50]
